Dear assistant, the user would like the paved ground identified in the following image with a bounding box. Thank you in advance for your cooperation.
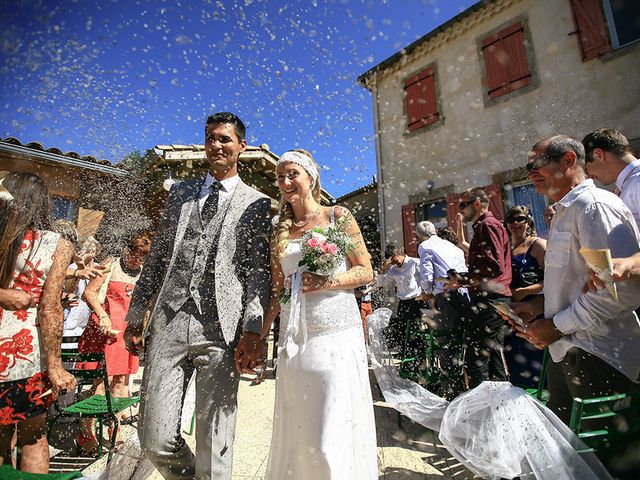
[48,346,471,479]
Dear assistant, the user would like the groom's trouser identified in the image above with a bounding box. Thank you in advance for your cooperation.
[139,302,240,480]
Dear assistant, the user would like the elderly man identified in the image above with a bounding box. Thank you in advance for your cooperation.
[583,129,640,226]
[416,221,468,397]
[519,135,640,475]
[447,187,512,387]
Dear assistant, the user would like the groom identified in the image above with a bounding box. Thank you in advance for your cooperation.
[124,112,271,479]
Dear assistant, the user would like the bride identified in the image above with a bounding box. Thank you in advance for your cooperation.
[261,149,378,479]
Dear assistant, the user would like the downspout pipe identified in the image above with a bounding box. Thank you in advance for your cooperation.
[371,71,387,257]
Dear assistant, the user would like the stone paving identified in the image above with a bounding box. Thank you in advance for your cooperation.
[49,348,471,479]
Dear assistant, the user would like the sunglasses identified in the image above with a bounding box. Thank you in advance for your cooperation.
[506,215,528,224]
[525,152,566,172]
[458,199,475,210]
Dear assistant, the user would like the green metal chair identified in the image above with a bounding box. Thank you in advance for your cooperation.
[399,315,465,393]
[47,347,140,462]
[0,465,82,480]
[522,348,549,404]
[569,391,640,454]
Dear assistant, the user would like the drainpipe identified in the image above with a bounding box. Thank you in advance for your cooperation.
[371,71,387,257]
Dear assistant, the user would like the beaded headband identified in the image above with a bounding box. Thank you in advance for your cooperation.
[277,151,319,186]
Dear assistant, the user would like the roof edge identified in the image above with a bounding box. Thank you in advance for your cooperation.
[357,0,489,89]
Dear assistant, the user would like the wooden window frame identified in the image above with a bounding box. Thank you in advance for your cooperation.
[477,17,539,106]
[403,64,442,135]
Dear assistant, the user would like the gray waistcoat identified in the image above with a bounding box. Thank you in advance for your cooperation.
[163,204,219,315]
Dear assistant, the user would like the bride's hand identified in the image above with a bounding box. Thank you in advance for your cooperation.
[301,272,330,293]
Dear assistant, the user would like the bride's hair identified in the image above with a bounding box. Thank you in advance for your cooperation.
[271,148,322,259]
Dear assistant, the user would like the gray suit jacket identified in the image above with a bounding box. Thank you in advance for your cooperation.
[126,177,271,345]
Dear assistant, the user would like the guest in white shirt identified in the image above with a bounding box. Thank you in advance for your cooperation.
[416,221,468,398]
[379,243,422,349]
[518,135,640,476]
[582,128,640,226]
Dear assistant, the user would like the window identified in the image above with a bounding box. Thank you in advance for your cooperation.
[507,182,549,238]
[481,22,532,100]
[602,0,640,48]
[51,196,78,222]
[404,66,439,132]
[569,0,640,61]
[421,200,448,229]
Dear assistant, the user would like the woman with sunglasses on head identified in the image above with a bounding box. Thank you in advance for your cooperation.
[0,172,76,473]
[504,206,546,302]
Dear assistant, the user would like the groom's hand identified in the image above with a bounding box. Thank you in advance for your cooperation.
[234,332,264,374]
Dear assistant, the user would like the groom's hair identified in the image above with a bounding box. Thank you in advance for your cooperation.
[206,112,246,141]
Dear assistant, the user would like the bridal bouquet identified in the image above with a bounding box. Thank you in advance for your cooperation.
[280,217,354,304]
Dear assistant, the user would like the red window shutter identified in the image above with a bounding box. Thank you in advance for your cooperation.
[483,184,505,220]
[482,37,510,99]
[405,67,439,132]
[569,0,611,61]
[401,203,419,257]
[446,193,462,227]
[482,22,531,99]
[502,24,531,90]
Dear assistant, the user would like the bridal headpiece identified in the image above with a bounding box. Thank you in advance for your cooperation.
[277,151,319,187]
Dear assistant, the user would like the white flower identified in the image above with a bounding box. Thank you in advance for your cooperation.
[310,231,327,243]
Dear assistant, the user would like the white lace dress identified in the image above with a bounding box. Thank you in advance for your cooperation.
[265,233,378,480]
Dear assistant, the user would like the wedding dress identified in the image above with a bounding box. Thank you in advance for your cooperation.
[265,213,378,480]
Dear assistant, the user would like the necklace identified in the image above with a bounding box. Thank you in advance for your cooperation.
[292,207,321,228]
[511,237,528,251]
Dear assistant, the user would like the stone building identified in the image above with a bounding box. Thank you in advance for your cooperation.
[0,137,127,237]
[336,179,381,266]
[358,0,640,256]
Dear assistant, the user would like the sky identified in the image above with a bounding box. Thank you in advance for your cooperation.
[0,0,476,197]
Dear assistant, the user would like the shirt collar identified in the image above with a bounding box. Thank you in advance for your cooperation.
[202,172,240,192]
[615,159,640,191]
[557,179,595,208]
[472,210,493,228]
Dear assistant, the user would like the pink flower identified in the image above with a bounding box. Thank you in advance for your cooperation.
[307,238,320,248]
[321,242,329,253]
[327,243,338,255]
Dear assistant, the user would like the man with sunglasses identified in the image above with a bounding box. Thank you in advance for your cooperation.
[447,187,512,388]
[517,135,640,476]
[582,129,640,227]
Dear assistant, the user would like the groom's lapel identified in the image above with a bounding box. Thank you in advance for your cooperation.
[172,181,199,258]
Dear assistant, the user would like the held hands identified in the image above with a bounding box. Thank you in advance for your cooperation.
[234,332,266,374]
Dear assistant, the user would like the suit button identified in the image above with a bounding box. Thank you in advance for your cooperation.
[190,286,196,291]
[201,234,207,240]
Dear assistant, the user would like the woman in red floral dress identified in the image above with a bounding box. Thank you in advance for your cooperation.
[0,172,76,474]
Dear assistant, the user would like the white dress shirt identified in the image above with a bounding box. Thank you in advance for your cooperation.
[197,173,240,213]
[545,179,640,381]
[385,256,422,300]
[417,236,468,295]
[616,158,640,227]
